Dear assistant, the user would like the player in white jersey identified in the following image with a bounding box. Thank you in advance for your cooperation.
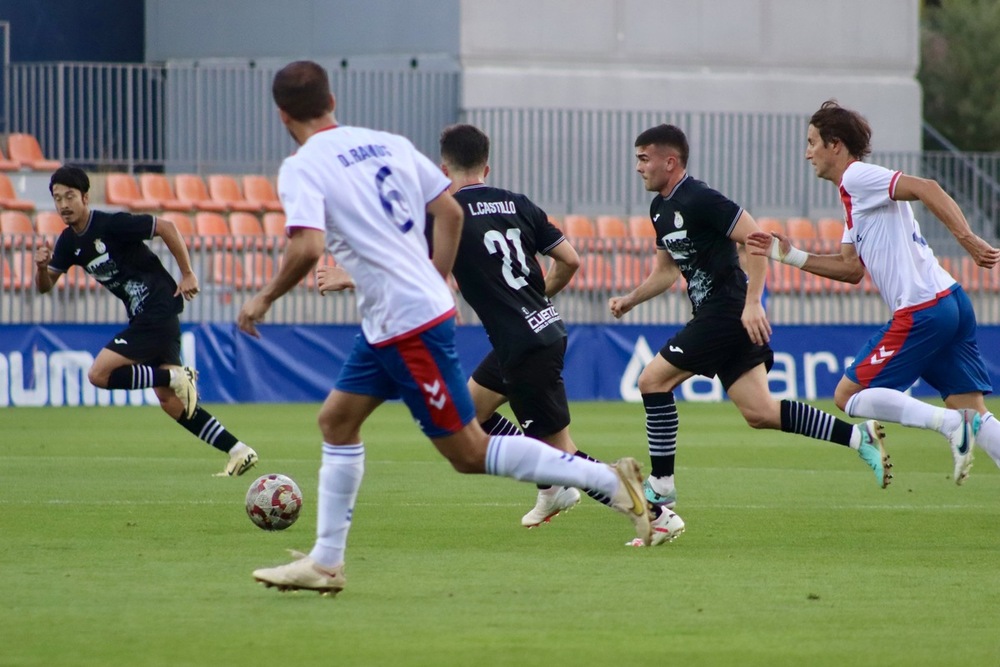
[747,100,1000,484]
[236,61,654,596]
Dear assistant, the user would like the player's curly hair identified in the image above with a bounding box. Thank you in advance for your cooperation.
[440,124,490,171]
[272,60,334,122]
[635,125,689,166]
[49,165,90,194]
[809,100,872,160]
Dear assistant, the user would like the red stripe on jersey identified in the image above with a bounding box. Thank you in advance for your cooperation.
[839,184,854,231]
[854,311,913,387]
[888,171,902,200]
[374,308,456,348]
[394,333,465,433]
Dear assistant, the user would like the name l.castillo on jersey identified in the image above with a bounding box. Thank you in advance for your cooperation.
[468,200,517,216]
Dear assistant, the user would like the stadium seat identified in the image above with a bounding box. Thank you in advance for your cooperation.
[211,251,246,289]
[156,212,195,240]
[105,173,160,212]
[229,212,266,250]
[174,174,228,212]
[756,217,785,237]
[262,211,287,237]
[1,211,34,248]
[0,173,36,211]
[6,133,61,170]
[208,174,264,213]
[563,214,595,251]
[628,215,656,239]
[596,215,627,238]
[575,253,613,291]
[2,249,33,290]
[139,174,196,212]
[613,254,647,292]
[817,217,844,253]
[785,217,817,242]
[34,211,65,240]
[194,212,232,249]
[0,144,21,171]
[242,175,283,212]
[242,251,275,290]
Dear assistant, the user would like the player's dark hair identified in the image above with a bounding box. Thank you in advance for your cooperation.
[49,165,90,194]
[439,124,490,171]
[809,100,872,160]
[635,124,689,166]
[272,60,334,122]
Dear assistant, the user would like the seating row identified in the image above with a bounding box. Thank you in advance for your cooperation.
[105,173,282,214]
[0,133,61,172]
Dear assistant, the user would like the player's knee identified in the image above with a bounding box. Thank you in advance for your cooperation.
[742,411,771,429]
[87,368,109,388]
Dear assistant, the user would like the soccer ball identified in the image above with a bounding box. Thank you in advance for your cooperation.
[245,473,303,531]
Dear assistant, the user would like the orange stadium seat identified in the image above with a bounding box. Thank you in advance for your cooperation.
[2,249,33,290]
[175,174,228,213]
[105,173,160,212]
[596,215,627,238]
[156,212,195,239]
[785,217,817,243]
[229,212,266,250]
[1,210,34,248]
[33,211,65,241]
[562,215,595,239]
[0,143,21,171]
[208,174,263,213]
[242,252,275,290]
[575,254,613,291]
[6,133,60,171]
[613,254,647,292]
[211,251,246,290]
[242,175,283,213]
[139,174,196,212]
[817,217,844,253]
[194,212,232,249]
[262,212,287,237]
[0,173,35,211]
[628,215,656,239]
[756,217,785,237]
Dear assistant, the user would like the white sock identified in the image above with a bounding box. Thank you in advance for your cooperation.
[310,443,364,568]
[648,475,674,496]
[845,387,959,436]
[975,413,1000,468]
[485,435,618,497]
[228,441,251,456]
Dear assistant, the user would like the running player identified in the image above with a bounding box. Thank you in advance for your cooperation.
[747,99,1000,483]
[610,124,893,514]
[35,166,258,477]
[238,61,654,596]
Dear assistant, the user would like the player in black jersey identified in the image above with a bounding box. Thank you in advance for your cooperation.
[610,124,893,513]
[439,124,686,544]
[34,166,258,477]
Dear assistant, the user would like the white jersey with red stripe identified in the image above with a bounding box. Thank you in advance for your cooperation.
[278,124,454,345]
[838,161,955,312]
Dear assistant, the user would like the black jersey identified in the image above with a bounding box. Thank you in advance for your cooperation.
[650,174,747,312]
[451,184,567,365]
[49,210,182,322]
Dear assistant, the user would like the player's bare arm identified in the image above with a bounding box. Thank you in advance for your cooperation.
[154,217,199,300]
[892,174,1000,269]
[238,227,325,338]
[32,240,60,293]
[543,239,580,297]
[609,248,679,318]
[729,211,771,344]
[746,230,865,283]
[316,264,355,294]
[426,190,465,280]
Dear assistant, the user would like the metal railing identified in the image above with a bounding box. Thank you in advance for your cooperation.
[3,233,997,326]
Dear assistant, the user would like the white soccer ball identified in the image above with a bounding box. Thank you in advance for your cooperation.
[245,473,303,531]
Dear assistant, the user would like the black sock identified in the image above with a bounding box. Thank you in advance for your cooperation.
[106,365,171,390]
[481,412,522,436]
[177,406,240,453]
[573,449,613,507]
[779,400,853,447]
[642,391,677,477]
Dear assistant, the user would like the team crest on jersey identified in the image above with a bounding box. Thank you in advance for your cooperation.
[673,212,684,229]
[94,239,107,253]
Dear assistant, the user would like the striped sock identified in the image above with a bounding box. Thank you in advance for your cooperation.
[574,448,612,507]
[642,391,678,478]
[177,406,239,453]
[106,364,171,389]
[481,412,522,436]
[780,400,853,447]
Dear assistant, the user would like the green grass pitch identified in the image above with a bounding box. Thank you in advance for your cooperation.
[3,400,999,667]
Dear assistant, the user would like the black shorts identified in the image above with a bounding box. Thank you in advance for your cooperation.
[105,316,182,367]
[660,300,774,390]
[471,340,571,439]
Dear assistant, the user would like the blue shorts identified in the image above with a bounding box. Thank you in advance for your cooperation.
[846,286,992,399]
[334,317,475,438]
